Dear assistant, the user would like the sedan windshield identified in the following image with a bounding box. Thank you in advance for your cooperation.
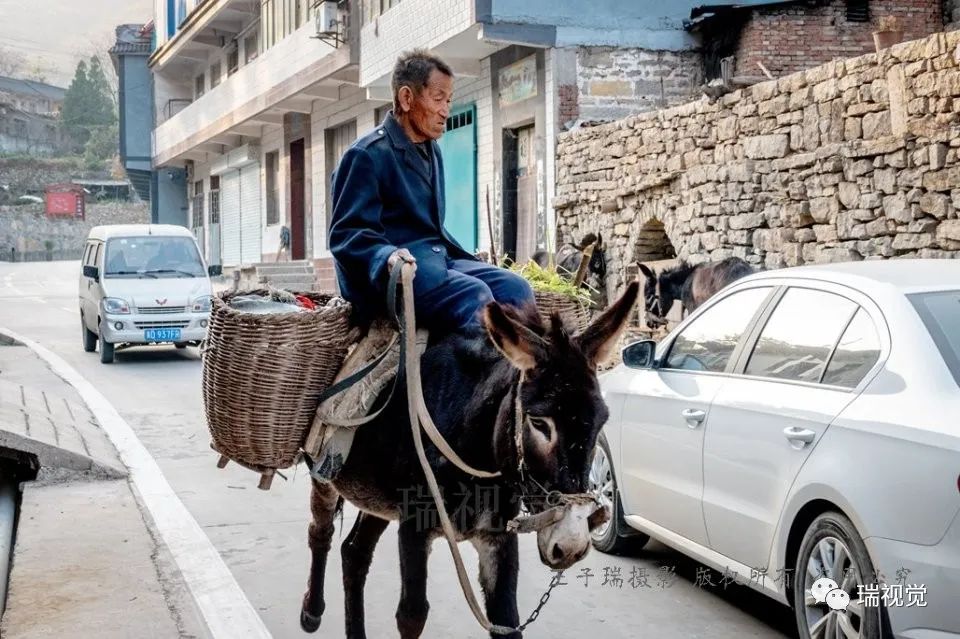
[909,290,960,386]
[104,236,204,278]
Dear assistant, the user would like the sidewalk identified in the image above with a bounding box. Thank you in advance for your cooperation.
[0,336,209,638]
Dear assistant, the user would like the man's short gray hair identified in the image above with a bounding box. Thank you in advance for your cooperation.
[392,49,454,111]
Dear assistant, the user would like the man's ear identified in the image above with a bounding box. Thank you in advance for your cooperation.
[397,86,414,113]
[483,302,544,372]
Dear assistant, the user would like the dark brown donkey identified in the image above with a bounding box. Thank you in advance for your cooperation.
[638,256,754,327]
[300,282,640,639]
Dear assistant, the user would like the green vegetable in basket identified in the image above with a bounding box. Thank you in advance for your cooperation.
[500,258,595,307]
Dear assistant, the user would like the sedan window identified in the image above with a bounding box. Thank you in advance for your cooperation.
[821,308,881,388]
[909,290,960,387]
[664,287,772,373]
[745,288,857,383]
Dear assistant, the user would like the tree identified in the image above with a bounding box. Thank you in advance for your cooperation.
[61,57,117,153]
[85,57,116,127]
[62,60,92,148]
[84,124,119,170]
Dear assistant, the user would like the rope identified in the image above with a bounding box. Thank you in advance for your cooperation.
[394,260,515,636]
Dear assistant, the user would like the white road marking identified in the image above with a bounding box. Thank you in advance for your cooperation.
[24,297,47,304]
[60,307,79,315]
[0,327,272,639]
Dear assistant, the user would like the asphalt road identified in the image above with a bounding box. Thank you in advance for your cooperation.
[0,260,797,639]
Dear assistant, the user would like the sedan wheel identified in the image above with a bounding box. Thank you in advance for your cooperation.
[589,442,616,540]
[794,512,888,639]
[588,434,649,555]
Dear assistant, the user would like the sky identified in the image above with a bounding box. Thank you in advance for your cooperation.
[0,0,154,87]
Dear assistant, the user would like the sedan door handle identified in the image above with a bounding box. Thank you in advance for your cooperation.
[681,408,706,428]
[783,426,817,449]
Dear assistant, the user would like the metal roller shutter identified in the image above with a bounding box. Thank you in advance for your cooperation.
[220,170,241,267]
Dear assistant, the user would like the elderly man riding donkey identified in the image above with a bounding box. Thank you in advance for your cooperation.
[301,50,640,638]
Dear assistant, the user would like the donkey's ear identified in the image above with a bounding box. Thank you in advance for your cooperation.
[596,232,603,248]
[637,263,655,280]
[483,303,544,371]
[575,280,640,368]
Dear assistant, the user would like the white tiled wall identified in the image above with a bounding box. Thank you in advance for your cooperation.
[261,124,285,256]
[154,21,337,161]
[309,86,384,257]
[359,0,474,86]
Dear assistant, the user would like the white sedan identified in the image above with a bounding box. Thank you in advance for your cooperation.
[594,259,960,639]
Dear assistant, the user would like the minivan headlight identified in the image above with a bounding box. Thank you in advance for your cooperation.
[192,295,213,313]
[103,298,130,314]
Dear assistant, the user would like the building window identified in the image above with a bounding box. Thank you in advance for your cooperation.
[210,61,222,88]
[227,44,239,75]
[265,151,280,225]
[45,124,56,141]
[13,119,26,138]
[244,29,259,63]
[324,120,358,242]
[192,180,204,229]
[846,0,870,22]
[209,175,220,224]
[195,73,205,97]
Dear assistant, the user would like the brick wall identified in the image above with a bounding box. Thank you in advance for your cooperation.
[734,0,943,77]
[555,30,960,302]
[576,47,703,122]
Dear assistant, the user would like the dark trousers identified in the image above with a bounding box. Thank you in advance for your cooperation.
[413,259,535,332]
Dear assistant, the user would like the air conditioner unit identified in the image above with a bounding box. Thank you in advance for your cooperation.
[315,1,339,36]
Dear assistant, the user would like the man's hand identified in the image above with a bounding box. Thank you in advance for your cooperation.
[388,248,417,272]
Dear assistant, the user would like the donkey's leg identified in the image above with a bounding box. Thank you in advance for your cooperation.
[472,534,521,639]
[342,512,390,639]
[300,479,340,633]
[396,520,432,639]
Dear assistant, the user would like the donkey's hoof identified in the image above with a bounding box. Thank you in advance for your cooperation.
[300,609,323,633]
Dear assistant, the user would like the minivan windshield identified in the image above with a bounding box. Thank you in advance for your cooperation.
[909,290,960,386]
[103,236,205,279]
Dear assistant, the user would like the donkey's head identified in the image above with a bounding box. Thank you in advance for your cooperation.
[637,263,664,328]
[483,280,639,569]
[576,232,607,283]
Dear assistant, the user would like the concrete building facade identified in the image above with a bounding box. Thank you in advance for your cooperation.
[147,0,714,289]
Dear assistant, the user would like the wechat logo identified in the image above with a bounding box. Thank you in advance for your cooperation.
[811,577,851,611]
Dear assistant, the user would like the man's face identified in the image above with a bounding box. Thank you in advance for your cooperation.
[402,69,452,141]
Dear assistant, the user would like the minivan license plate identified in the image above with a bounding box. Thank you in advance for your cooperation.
[144,328,181,342]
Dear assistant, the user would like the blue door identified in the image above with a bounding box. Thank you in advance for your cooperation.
[438,106,477,252]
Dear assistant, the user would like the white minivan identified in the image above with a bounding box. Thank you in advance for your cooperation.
[79,224,214,363]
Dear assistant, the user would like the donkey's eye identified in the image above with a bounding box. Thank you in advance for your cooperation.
[528,416,553,439]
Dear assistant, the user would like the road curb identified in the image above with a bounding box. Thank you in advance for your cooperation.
[0,326,272,639]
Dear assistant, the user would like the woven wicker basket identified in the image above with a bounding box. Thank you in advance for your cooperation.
[534,290,592,332]
[201,289,355,488]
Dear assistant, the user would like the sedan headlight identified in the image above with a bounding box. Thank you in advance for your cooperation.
[192,295,213,313]
[102,298,130,314]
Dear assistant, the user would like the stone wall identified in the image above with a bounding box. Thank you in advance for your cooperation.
[554,30,960,299]
[0,202,151,261]
[574,47,704,124]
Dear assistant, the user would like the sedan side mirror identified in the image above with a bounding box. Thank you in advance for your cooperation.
[208,265,221,276]
[622,339,657,370]
[83,265,100,282]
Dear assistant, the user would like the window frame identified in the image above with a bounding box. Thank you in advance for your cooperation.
[730,283,888,392]
[657,284,778,378]
[740,287,860,386]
